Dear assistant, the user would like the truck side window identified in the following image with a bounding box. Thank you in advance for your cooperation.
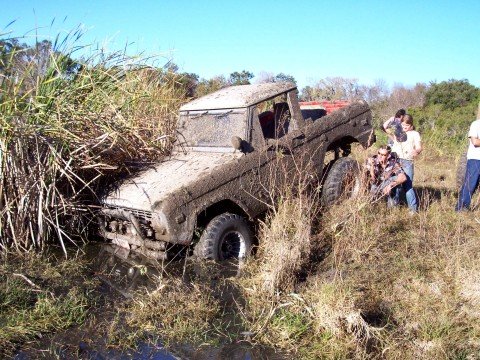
[272,102,290,138]
[259,110,275,139]
[256,99,291,140]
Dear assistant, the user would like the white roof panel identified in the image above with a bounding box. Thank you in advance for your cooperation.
[180,82,297,111]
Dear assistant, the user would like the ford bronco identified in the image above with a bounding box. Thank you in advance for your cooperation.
[99,82,374,260]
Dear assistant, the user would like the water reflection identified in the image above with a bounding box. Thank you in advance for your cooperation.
[90,243,244,297]
[92,244,163,298]
[78,341,285,360]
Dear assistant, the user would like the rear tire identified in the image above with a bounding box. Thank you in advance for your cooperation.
[193,213,253,261]
[321,157,361,206]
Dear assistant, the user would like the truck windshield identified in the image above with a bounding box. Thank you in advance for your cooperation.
[177,109,247,147]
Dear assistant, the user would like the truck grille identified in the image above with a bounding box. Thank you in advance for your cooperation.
[105,206,153,224]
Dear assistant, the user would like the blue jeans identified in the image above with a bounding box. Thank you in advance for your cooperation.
[394,159,418,212]
[371,175,400,207]
[456,159,480,211]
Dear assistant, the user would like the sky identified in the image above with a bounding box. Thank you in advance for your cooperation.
[1,0,480,90]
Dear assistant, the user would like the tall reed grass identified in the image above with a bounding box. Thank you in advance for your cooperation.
[0,28,186,253]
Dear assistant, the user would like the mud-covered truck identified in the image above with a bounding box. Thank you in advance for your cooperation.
[99,82,375,260]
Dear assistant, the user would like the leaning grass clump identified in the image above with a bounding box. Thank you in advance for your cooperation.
[255,191,316,294]
[242,153,326,295]
[113,278,223,347]
[0,28,186,253]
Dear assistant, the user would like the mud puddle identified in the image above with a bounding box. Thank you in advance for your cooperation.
[14,242,287,359]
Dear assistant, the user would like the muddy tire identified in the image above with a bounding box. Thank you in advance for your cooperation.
[456,151,467,189]
[321,157,361,206]
[193,213,253,261]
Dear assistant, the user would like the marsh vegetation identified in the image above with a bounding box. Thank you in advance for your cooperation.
[1,27,480,358]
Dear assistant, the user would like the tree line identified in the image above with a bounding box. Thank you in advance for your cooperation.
[2,38,479,131]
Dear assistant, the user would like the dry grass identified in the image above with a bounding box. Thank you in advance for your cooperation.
[109,278,225,348]
[255,193,316,294]
[225,146,480,359]
[308,151,480,358]
[1,30,186,253]
[2,125,474,358]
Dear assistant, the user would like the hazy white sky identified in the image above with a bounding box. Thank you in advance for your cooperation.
[2,0,479,89]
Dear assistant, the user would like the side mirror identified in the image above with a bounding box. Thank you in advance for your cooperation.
[232,136,254,154]
[231,136,243,151]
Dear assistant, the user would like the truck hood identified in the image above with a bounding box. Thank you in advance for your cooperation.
[102,151,241,211]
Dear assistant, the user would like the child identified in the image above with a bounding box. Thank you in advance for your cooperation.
[383,109,407,143]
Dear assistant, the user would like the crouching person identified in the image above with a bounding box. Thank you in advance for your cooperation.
[365,145,407,207]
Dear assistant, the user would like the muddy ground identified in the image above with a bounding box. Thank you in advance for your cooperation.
[11,242,286,360]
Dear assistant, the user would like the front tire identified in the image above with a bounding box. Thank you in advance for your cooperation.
[321,157,361,206]
[193,213,253,261]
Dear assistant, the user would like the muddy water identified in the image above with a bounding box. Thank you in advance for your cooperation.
[16,242,287,359]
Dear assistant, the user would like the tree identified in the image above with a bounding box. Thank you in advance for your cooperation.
[177,72,199,98]
[0,38,23,75]
[273,72,296,84]
[195,75,228,97]
[0,39,81,93]
[299,86,315,101]
[389,83,427,108]
[157,62,199,98]
[300,77,363,101]
[357,79,389,104]
[368,82,428,123]
[256,71,296,85]
[425,79,479,110]
[229,70,253,85]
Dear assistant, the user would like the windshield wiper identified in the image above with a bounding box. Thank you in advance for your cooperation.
[191,111,209,119]
[214,110,233,119]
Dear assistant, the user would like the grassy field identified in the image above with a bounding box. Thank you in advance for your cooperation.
[3,149,477,359]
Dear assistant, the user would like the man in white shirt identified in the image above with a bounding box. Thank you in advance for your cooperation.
[456,118,480,211]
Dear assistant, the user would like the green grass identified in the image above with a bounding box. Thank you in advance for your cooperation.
[0,253,96,357]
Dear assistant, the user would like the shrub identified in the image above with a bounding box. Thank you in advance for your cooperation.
[425,79,479,111]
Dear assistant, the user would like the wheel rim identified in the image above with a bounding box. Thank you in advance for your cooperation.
[219,230,247,260]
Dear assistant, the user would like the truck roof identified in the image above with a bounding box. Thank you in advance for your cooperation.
[180,82,297,111]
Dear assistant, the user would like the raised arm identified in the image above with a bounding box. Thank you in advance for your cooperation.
[382,117,393,132]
